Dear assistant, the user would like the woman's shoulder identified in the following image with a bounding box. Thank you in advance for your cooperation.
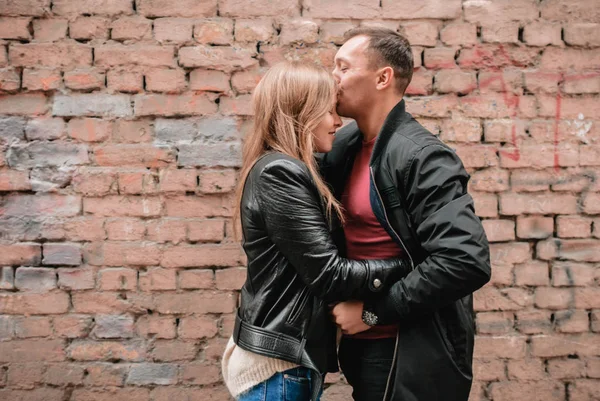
[251,152,311,180]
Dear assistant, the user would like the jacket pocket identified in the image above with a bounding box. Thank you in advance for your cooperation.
[434,312,457,362]
[287,287,310,325]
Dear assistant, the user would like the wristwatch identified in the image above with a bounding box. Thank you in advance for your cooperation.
[361,305,379,327]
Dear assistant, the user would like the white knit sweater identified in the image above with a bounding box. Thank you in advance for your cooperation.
[222,336,299,398]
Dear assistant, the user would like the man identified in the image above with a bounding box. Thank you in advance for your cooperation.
[321,27,491,401]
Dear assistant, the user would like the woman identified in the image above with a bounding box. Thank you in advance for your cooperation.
[222,62,410,401]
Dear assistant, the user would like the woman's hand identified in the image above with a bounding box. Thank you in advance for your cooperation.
[330,300,370,335]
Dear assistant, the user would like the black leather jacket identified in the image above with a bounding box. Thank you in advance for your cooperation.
[321,100,491,401]
[234,152,410,399]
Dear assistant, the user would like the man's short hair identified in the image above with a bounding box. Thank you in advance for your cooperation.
[344,27,414,95]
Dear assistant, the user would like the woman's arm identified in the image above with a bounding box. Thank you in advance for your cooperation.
[255,158,410,303]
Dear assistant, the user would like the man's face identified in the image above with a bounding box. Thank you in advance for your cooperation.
[332,35,377,119]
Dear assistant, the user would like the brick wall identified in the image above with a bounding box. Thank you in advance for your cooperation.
[0,0,599,400]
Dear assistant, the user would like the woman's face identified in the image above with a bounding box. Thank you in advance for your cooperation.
[313,98,343,153]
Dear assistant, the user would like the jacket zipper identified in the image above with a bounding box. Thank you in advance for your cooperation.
[370,167,414,401]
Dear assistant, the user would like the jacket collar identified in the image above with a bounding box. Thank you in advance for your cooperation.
[370,99,410,166]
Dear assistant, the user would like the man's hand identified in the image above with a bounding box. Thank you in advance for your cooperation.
[331,300,370,335]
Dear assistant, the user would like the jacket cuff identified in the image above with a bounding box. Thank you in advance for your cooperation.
[363,293,401,325]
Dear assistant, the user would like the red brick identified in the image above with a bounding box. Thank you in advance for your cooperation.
[220,94,253,116]
[194,18,234,45]
[0,389,63,401]
[190,69,230,92]
[72,388,150,401]
[489,262,514,286]
[187,219,225,243]
[464,0,538,22]
[139,267,176,291]
[0,93,48,115]
[180,362,221,386]
[476,312,514,334]
[434,69,476,95]
[99,241,162,266]
[64,218,106,241]
[405,69,433,96]
[84,363,128,386]
[541,48,600,71]
[153,17,194,43]
[53,0,132,15]
[98,268,137,291]
[15,267,57,292]
[152,340,198,361]
[588,358,600,378]
[479,70,522,94]
[112,119,152,143]
[44,363,85,386]
[524,71,560,93]
[153,291,236,314]
[111,16,152,41]
[405,95,458,118]
[22,68,61,91]
[95,45,175,67]
[575,288,600,309]
[0,18,31,40]
[557,216,592,238]
[381,0,461,19]
[580,145,600,165]
[548,358,585,379]
[531,333,599,357]
[53,315,93,338]
[136,315,176,339]
[474,335,527,359]
[164,194,233,218]
[14,316,52,338]
[470,168,509,192]
[178,316,218,339]
[68,118,112,143]
[523,21,563,47]
[564,23,600,47]
[423,47,456,69]
[7,363,44,389]
[555,310,590,333]
[0,0,49,16]
[474,287,533,311]
[179,45,257,71]
[157,168,196,192]
[491,242,530,264]
[178,269,214,289]
[215,267,246,290]
[84,196,161,218]
[134,93,218,116]
[0,169,31,191]
[33,18,67,41]
[198,169,237,194]
[552,262,596,287]
[584,193,600,214]
[0,339,65,362]
[145,69,187,93]
[541,0,600,23]
[0,266,14,290]
[454,144,498,168]
[146,219,187,244]
[500,193,578,215]
[482,219,515,242]
[0,68,20,91]
[399,21,439,47]
[460,93,518,118]
[535,287,574,309]
[69,16,110,40]
[516,216,553,239]
[570,379,600,401]
[489,380,563,401]
[514,260,550,286]
[107,69,143,93]
[470,193,498,220]
[57,267,95,291]
[440,22,477,46]
[117,171,158,195]
[138,0,216,17]
[10,43,92,68]
[235,18,276,43]
[458,45,538,70]
[0,243,41,266]
[64,69,105,91]
[161,243,243,268]
[473,358,506,381]
[507,359,546,380]
[105,218,146,241]
[516,310,552,334]
[481,22,519,44]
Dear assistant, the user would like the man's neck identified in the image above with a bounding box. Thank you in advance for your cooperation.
[355,96,403,142]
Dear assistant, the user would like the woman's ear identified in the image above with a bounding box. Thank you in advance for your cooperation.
[375,66,395,91]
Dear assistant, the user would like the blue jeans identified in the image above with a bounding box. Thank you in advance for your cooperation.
[237,367,322,401]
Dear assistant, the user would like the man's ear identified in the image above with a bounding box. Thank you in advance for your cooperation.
[375,66,394,91]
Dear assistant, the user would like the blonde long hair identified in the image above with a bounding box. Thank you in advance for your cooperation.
[234,61,344,233]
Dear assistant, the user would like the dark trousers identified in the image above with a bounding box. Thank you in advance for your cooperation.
[338,336,397,401]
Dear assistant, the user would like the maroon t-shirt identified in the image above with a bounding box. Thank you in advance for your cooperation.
[341,137,403,339]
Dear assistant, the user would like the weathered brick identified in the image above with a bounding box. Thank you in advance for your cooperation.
[0,116,25,142]
[154,291,236,314]
[0,243,41,265]
[14,267,56,292]
[7,142,88,168]
[92,314,135,339]
[178,316,218,339]
[0,0,50,17]
[557,216,592,238]
[434,70,477,95]
[14,316,52,338]
[33,18,67,42]
[69,16,110,40]
[179,45,257,71]
[83,196,161,217]
[474,286,533,311]
[187,219,225,242]
[189,69,230,92]
[10,43,91,68]
[64,69,106,91]
[523,21,563,47]
[0,292,69,315]
[98,268,137,291]
[516,216,554,239]
[139,267,176,291]
[552,262,596,287]
[0,266,15,290]
[464,0,538,22]
[25,117,64,140]
[535,287,574,309]
[117,171,158,195]
[95,45,174,68]
[96,241,162,266]
[94,145,175,167]
[161,243,243,268]
[382,0,462,19]
[220,94,253,116]
[136,315,176,339]
[53,0,132,15]
[134,94,217,116]
[72,388,150,401]
[507,359,546,381]
[531,333,598,357]
[0,169,30,191]
[405,69,433,96]
[57,267,95,291]
[180,362,221,385]
[105,218,145,241]
[138,0,216,17]
[153,18,194,43]
[547,358,586,379]
[514,260,550,286]
[44,363,85,386]
[541,48,600,71]
[216,267,246,290]
[53,94,132,117]
[471,192,498,218]
[221,0,298,17]
[83,363,127,387]
[440,22,477,46]
[564,23,600,47]
[280,19,319,45]
[481,22,520,44]
[146,219,186,244]
[0,339,65,362]
[235,19,275,43]
[178,142,241,167]
[152,340,198,361]
[0,93,48,115]
[500,193,578,215]
[6,362,45,389]
[107,69,144,93]
[21,68,61,91]
[423,47,456,69]
[126,363,177,385]
[178,269,213,289]
[474,335,527,359]
[540,0,600,23]
[476,312,514,334]
[194,18,234,45]
[555,310,590,333]
[565,74,600,95]
[0,68,20,91]
[145,69,187,93]
[516,310,552,334]
[43,243,81,266]
[111,16,152,41]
